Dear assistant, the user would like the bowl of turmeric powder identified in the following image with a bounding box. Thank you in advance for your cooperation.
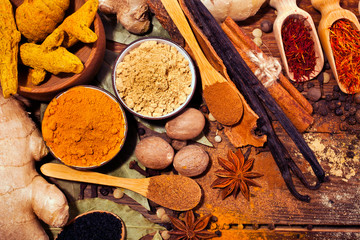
[42,86,128,169]
[112,37,197,120]
[9,0,106,101]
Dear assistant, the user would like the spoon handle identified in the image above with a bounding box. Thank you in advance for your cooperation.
[41,163,149,196]
[160,0,211,74]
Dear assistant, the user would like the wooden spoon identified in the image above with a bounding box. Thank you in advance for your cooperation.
[160,0,243,126]
[311,0,360,94]
[270,0,324,82]
[41,163,201,211]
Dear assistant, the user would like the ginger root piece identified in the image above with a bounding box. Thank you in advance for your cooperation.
[15,0,70,42]
[0,0,21,98]
[0,94,69,240]
[99,0,151,34]
[60,0,99,48]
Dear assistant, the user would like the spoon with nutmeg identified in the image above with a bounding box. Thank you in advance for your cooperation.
[41,163,201,211]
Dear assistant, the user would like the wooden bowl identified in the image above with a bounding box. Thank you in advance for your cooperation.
[11,0,106,101]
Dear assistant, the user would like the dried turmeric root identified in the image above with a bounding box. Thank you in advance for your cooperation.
[20,43,84,81]
[0,0,21,98]
[60,0,99,48]
[20,28,84,85]
[15,0,69,42]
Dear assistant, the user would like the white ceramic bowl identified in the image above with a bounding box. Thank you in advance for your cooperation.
[112,37,196,120]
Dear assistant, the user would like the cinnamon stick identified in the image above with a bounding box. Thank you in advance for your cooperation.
[221,18,314,133]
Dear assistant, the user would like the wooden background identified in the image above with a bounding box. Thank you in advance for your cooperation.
[81,0,360,239]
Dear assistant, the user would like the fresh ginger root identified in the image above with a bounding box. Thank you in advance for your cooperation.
[99,0,151,34]
[0,0,21,98]
[15,0,70,42]
[0,94,69,240]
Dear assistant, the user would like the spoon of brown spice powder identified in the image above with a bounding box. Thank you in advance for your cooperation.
[41,163,201,211]
[160,0,244,125]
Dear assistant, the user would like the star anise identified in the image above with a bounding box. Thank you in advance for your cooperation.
[169,210,218,240]
[211,149,263,201]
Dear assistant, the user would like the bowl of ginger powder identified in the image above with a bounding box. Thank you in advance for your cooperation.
[112,37,196,120]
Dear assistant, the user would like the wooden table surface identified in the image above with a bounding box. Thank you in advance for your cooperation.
[78,0,360,239]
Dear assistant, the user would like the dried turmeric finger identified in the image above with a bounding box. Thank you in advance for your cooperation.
[60,0,99,47]
[20,43,84,76]
[0,0,21,98]
[15,0,69,42]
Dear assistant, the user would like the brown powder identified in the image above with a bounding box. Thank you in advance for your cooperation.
[115,41,192,117]
[147,175,201,211]
[203,82,243,125]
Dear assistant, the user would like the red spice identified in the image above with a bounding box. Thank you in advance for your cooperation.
[281,16,317,82]
[330,19,360,94]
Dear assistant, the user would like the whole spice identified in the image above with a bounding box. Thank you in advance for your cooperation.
[330,19,360,93]
[56,211,124,240]
[211,149,263,200]
[0,0,21,98]
[115,40,193,117]
[281,16,317,82]
[42,87,126,168]
[169,210,217,240]
[181,0,326,201]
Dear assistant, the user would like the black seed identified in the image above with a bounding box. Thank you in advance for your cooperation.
[346,151,355,158]
[325,94,332,101]
[344,103,351,111]
[138,127,146,136]
[335,108,343,116]
[348,116,357,125]
[349,145,355,150]
[332,92,340,100]
[333,85,340,92]
[307,82,315,89]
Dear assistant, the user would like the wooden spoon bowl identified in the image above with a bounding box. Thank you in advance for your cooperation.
[270,0,324,82]
[311,0,360,94]
[11,0,106,101]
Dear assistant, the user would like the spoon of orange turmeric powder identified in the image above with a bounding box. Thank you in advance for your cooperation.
[41,163,201,211]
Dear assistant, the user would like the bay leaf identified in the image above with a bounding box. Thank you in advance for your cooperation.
[152,231,163,240]
[134,116,166,134]
[67,198,165,240]
[194,132,214,147]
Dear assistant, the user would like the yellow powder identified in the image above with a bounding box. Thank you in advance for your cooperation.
[115,41,192,117]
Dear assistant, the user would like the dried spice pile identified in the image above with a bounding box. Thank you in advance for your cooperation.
[281,16,316,82]
[330,19,360,93]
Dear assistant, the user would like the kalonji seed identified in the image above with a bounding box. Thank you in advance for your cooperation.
[335,108,344,116]
[325,94,332,101]
[332,92,340,100]
[307,82,315,89]
[333,85,341,92]
[346,151,355,158]
[348,116,357,125]
[349,145,355,150]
